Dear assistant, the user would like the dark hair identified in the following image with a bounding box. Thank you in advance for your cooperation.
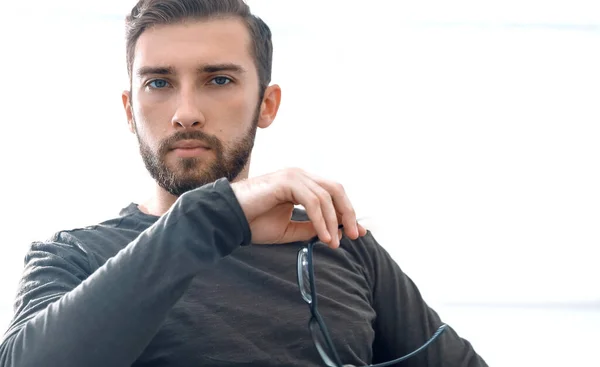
[125,0,273,95]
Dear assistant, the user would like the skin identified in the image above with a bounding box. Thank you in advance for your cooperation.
[121,17,281,217]
[121,16,364,246]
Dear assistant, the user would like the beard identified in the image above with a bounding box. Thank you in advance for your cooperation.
[134,105,259,196]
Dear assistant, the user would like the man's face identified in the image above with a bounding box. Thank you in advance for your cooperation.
[124,18,268,196]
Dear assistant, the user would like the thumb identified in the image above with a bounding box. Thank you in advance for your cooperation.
[279,220,319,244]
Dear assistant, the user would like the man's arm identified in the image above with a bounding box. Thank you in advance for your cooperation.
[357,232,488,367]
[0,178,251,367]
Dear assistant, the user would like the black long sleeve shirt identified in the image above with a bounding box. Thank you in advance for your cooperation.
[0,178,487,366]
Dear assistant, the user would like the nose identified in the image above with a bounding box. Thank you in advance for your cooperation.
[171,88,206,129]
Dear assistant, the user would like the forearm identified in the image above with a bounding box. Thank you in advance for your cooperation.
[0,178,250,367]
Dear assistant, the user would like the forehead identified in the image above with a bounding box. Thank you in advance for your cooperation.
[133,17,255,75]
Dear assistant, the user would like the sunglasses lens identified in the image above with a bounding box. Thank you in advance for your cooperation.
[297,248,312,303]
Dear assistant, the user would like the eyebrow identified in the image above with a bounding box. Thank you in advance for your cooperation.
[200,63,246,74]
[136,66,174,79]
[135,63,246,79]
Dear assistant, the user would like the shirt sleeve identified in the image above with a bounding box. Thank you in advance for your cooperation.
[0,178,251,367]
[356,231,489,367]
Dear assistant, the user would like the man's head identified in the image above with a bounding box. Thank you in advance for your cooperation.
[121,0,281,196]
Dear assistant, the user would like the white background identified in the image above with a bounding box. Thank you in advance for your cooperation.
[0,0,598,365]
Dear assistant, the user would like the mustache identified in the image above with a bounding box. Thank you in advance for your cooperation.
[158,130,221,155]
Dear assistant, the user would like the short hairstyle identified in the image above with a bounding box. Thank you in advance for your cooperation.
[125,0,273,95]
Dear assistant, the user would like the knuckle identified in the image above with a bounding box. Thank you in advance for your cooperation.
[333,182,345,194]
[290,166,304,175]
[307,195,321,208]
[316,189,332,204]
[281,167,304,180]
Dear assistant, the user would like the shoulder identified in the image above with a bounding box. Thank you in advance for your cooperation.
[336,230,389,284]
[26,203,153,269]
[338,223,408,290]
[291,208,396,267]
[340,223,395,265]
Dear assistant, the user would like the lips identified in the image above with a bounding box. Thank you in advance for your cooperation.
[170,140,210,150]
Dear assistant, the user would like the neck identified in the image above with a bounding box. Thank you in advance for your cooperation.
[138,164,251,217]
[138,186,179,217]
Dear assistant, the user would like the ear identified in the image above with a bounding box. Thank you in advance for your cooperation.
[122,90,136,134]
[257,84,281,129]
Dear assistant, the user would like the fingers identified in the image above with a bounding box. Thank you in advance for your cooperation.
[355,218,368,237]
[281,168,364,247]
[238,168,368,247]
[280,220,319,244]
[300,175,341,248]
[283,172,331,245]
[358,224,368,237]
[306,173,360,241]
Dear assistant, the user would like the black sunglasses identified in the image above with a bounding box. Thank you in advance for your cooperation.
[296,226,448,367]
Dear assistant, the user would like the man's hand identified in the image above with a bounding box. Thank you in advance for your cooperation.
[231,168,367,247]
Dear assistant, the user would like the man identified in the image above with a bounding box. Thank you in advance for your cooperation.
[0,0,488,366]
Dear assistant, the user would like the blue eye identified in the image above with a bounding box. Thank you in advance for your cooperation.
[148,79,169,89]
[211,76,231,86]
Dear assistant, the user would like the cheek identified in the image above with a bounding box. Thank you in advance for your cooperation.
[132,122,155,151]
[133,95,172,144]
[214,90,257,128]
[136,94,169,123]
